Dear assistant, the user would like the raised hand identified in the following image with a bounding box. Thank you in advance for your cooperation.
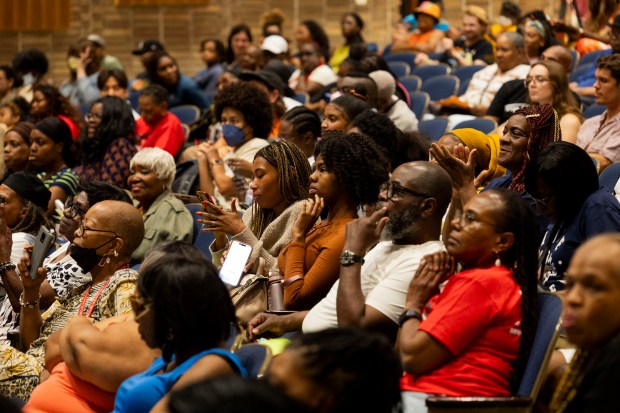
[292,194,324,242]
[343,207,388,254]
[196,198,245,236]
[405,251,454,311]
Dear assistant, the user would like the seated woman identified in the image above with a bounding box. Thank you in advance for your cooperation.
[59,38,101,108]
[196,82,271,207]
[0,172,53,344]
[128,148,193,263]
[524,142,620,292]
[112,241,246,413]
[278,106,321,164]
[135,85,185,158]
[145,50,209,110]
[435,128,505,190]
[29,84,82,140]
[30,117,80,218]
[525,61,583,143]
[2,121,34,180]
[523,19,553,65]
[399,190,539,412]
[198,142,311,270]
[225,24,253,71]
[279,132,389,310]
[74,96,137,189]
[549,234,620,413]
[0,199,144,399]
[391,2,445,54]
[329,12,365,73]
[321,94,367,135]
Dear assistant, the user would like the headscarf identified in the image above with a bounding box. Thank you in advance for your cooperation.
[450,128,506,188]
[4,171,51,209]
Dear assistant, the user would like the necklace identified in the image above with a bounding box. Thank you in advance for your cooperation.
[78,278,110,318]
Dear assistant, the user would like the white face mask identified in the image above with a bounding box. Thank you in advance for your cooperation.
[498,16,513,27]
[22,73,34,86]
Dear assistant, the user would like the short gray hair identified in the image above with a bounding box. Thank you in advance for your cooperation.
[498,31,525,51]
[130,147,176,188]
[369,70,395,100]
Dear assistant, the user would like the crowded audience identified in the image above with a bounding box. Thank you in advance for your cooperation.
[0,5,619,413]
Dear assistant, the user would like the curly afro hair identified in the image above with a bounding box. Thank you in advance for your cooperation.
[314,131,390,208]
[214,82,274,140]
[351,110,399,169]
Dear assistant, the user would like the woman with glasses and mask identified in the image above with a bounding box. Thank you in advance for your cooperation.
[112,241,246,413]
[525,61,582,143]
[0,199,144,400]
[196,82,271,208]
[74,96,137,189]
[524,142,620,292]
[399,190,539,413]
[127,148,193,264]
[279,131,389,310]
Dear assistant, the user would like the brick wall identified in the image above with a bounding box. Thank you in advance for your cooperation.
[0,0,550,85]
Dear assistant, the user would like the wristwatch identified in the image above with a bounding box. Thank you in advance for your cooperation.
[398,309,423,327]
[340,250,365,266]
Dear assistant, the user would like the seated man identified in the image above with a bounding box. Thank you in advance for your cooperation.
[288,42,337,99]
[369,70,418,133]
[0,200,144,399]
[135,84,185,158]
[97,69,139,119]
[436,32,529,119]
[248,162,452,343]
[576,54,620,173]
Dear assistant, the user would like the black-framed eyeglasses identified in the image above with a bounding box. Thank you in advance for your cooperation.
[455,210,496,229]
[64,196,86,219]
[381,182,431,200]
[77,220,118,239]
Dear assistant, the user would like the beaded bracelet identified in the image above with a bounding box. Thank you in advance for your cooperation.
[0,261,16,275]
[19,292,41,309]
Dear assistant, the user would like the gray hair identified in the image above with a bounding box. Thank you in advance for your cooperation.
[369,70,395,100]
[130,147,176,188]
[498,31,525,50]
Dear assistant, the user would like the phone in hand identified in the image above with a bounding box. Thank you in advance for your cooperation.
[196,191,216,209]
[29,226,54,279]
[219,241,252,287]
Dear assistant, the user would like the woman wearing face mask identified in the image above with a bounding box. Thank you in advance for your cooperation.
[198,141,311,270]
[0,199,144,400]
[196,82,272,208]
[145,51,209,110]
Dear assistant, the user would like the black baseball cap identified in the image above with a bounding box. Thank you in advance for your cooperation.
[238,70,285,95]
[132,40,165,56]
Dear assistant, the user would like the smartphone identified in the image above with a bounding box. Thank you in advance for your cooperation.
[219,241,253,287]
[196,191,215,207]
[29,226,55,279]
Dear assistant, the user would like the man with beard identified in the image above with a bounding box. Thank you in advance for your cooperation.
[248,162,452,343]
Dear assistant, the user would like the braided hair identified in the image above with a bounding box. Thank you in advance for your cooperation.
[281,107,321,141]
[509,104,560,193]
[250,142,311,239]
[12,199,53,236]
[490,189,540,392]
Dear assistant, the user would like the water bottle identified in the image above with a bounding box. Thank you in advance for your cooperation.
[268,270,284,311]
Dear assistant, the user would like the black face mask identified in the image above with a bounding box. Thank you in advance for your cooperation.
[70,239,114,273]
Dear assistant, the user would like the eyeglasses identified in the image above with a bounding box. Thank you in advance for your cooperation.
[381,182,431,200]
[454,210,496,229]
[85,112,103,122]
[531,193,553,205]
[524,76,550,87]
[77,220,118,239]
[64,196,86,219]
[130,295,152,320]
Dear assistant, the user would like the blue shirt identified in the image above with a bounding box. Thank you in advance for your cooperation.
[113,348,246,413]
[194,63,224,96]
[167,74,209,110]
[575,49,612,87]
[540,189,620,291]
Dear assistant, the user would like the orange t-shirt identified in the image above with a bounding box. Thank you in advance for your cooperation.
[24,362,115,413]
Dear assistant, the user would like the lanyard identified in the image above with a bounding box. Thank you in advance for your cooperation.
[78,278,110,318]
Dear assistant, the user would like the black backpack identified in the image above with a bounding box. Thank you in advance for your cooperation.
[172,160,200,195]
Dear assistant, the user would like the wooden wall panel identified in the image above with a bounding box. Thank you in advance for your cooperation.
[0,0,71,31]
[0,0,547,85]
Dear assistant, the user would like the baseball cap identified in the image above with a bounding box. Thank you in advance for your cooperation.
[87,34,105,47]
[261,35,288,55]
[413,1,441,22]
[238,70,285,94]
[132,39,165,56]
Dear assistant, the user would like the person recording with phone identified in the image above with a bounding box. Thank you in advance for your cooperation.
[0,172,52,346]
[197,142,311,271]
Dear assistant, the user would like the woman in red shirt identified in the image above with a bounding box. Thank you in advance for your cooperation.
[398,189,539,412]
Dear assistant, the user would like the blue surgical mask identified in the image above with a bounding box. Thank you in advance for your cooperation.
[222,123,246,147]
